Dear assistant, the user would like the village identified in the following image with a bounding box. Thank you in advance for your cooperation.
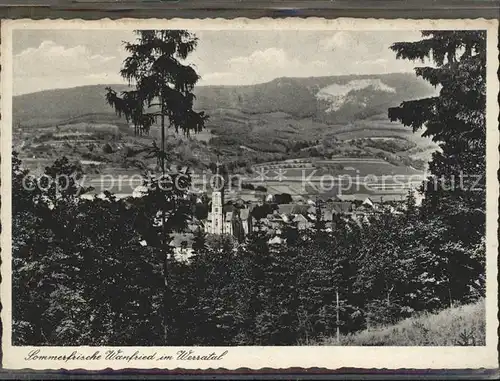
[171,161,421,260]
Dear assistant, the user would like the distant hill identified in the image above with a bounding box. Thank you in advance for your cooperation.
[13,73,439,174]
[194,73,434,123]
[14,85,130,127]
[13,73,434,127]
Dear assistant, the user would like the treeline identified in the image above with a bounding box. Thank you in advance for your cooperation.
[12,154,485,346]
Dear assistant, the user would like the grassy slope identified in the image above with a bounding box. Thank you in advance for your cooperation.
[321,300,485,346]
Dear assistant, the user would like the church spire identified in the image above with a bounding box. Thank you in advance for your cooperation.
[213,156,224,191]
[209,156,224,235]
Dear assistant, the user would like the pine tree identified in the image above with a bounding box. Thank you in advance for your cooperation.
[105,30,207,140]
[192,226,207,254]
[403,190,418,223]
[105,30,207,344]
[389,31,486,241]
[313,197,326,232]
[389,31,487,305]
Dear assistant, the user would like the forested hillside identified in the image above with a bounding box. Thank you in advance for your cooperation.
[13,73,434,126]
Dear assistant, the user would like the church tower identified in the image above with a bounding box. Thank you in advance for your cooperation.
[210,159,224,235]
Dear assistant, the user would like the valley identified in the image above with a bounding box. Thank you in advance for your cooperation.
[13,73,439,199]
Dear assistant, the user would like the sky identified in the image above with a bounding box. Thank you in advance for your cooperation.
[13,29,423,95]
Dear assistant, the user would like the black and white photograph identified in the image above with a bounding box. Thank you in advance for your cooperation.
[1,18,498,370]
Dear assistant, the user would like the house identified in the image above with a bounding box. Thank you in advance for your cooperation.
[224,211,235,236]
[361,197,374,208]
[265,193,275,202]
[291,204,310,215]
[240,208,253,236]
[268,236,284,245]
[294,214,311,230]
[323,209,334,223]
[267,213,284,229]
[330,201,354,215]
[277,203,295,215]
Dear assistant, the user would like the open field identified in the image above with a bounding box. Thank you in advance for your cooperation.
[317,300,485,346]
[253,158,425,176]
